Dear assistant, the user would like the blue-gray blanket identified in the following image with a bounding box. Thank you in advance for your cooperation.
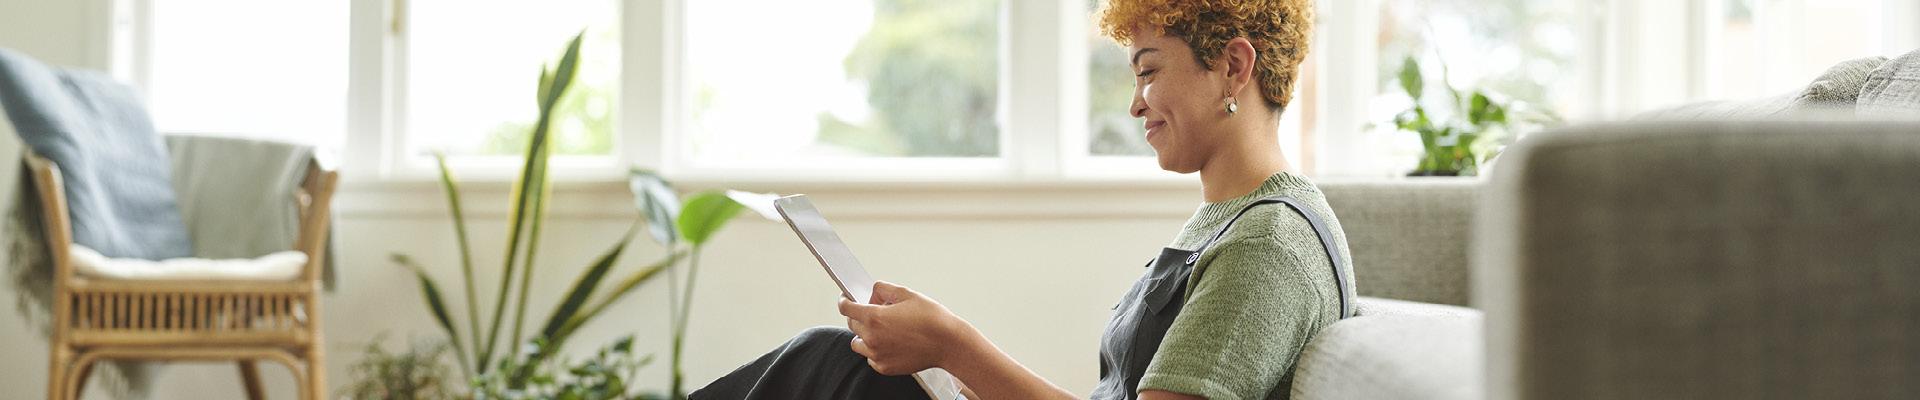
[0,48,192,260]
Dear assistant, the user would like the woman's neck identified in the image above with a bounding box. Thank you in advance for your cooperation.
[1198,132,1292,203]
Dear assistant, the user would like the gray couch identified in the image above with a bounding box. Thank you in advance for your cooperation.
[1287,50,1920,399]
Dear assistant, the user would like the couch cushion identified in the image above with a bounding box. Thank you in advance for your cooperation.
[1859,48,1920,117]
[1291,297,1483,400]
[1793,55,1889,109]
[1319,181,1478,306]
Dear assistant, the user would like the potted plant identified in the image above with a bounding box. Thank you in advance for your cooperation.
[1389,56,1560,176]
[353,31,771,400]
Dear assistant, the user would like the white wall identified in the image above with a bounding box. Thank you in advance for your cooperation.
[0,0,109,70]
[4,180,1206,399]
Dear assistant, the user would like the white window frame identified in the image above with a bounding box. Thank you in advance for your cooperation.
[109,0,1920,184]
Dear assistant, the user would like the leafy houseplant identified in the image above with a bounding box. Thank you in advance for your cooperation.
[389,31,682,391]
[626,172,773,400]
[374,31,768,399]
[1390,56,1559,176]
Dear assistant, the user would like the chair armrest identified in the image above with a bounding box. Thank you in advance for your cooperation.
[293,159,339,284]
[25,153,74,282]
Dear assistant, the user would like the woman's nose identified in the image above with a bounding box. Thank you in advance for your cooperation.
[1130,86,1148,119]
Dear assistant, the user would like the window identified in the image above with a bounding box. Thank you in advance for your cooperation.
[115,0,1914,182]
[680,0,1002,167]
[1703,0,1889,100]
[1085,3,1149,157]
[401,0,619,159]
[1367,0,1581,173]
[143,0,348,148]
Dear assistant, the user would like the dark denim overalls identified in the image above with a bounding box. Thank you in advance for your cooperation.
[1091,195,1354,400]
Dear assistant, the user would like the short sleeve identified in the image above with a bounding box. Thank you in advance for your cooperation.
[1136,221,1337,399]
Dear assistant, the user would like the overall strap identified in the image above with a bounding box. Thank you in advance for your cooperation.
[1184,195,1354,319]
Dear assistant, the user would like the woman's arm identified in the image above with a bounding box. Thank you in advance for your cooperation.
[837,282,1205,400]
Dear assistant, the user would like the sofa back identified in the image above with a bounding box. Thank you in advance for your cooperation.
[1477,121,1920,399]
[1319,180,1478,306]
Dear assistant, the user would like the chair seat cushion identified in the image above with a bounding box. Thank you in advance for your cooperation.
[69,245,305,281]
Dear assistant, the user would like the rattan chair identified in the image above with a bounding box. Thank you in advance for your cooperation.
[28,153,337,400]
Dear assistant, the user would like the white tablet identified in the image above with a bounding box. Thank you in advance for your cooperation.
[773,194,879,304]
[772,194,966,400]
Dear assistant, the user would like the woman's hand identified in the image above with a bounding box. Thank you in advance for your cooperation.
[836,281,981,376]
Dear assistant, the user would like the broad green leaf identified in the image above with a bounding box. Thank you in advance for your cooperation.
[392,254,473,372]
[723,190,784,221]
[1469,92,1492,126]
[1397,56,1423,100]
[628,168,681,247]
[677,191,745,246]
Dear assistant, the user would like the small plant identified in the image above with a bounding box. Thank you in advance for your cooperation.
[1390,56,1560,176]
[340,336,459,400]
[472,335,660,400]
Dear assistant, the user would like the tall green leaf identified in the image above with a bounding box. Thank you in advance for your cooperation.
[555,251,682,344]
[480,31,583,374]
[537,224,639,341]
[677,191,745,246]
[392,254,473,375]
[431,153,483,367]
[628,168,681,247]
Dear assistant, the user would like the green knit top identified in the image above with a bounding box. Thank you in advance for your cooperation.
[1137,171,1354,400]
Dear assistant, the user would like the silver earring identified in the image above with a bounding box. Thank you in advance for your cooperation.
[1225,97,1238,115]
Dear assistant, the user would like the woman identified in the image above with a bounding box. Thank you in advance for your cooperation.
[693,0,1348,399]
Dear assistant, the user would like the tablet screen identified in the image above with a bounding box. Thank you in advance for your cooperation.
[774,195,878,304]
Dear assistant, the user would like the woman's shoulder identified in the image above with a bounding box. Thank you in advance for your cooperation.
[1216,188,1337,246]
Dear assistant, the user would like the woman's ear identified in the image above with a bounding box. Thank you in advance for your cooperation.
[1221,37,1258,98]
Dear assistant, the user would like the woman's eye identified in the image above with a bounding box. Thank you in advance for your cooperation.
[1135,69,1154,78]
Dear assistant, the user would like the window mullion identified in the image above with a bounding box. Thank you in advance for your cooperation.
[1007,0,1065,179]
[346,0,392,180]
[624,0,674,173]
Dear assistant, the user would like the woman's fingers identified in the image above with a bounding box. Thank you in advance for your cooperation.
[838,297,879,319]
[871,280,915,304]
[846,317,869,338]
[850,335,875,358]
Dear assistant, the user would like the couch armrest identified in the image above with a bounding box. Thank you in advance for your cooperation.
[1477,121,1920,399]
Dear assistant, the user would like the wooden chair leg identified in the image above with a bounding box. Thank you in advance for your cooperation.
[306,347,326,400]
[238,360,265,400]
[70,362,94,400]
[46,347,67,400]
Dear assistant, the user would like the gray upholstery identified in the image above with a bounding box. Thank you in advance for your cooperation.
[1291,297,1482,400]
[1859,48,1920,117]
[1319,180,1478,306]
[1476,121,1920,400]
[1793,56,1890,109]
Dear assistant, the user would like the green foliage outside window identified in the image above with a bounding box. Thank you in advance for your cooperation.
[817,0,1002,157]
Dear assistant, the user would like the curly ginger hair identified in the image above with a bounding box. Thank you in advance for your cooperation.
[1097,0,1314,112]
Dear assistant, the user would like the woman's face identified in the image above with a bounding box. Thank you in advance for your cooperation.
[1128,29,1230,174]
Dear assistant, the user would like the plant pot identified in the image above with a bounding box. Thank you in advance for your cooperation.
[1406,170,1462,177]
